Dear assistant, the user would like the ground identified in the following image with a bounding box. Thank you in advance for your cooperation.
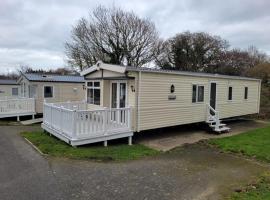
[137,118,268,151]
[1,122,270,200]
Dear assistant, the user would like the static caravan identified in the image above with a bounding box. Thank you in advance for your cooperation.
[0,79,20,97]
[17,73,85,113]
[0,73,85,120]
[42,61,261,146]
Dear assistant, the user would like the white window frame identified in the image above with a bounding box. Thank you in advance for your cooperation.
[192,84,205,103]
[86,81,100,105]
[110,80,128,109]
[43,85,54,98]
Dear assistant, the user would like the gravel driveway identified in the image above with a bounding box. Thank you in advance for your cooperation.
[0,125,269,200]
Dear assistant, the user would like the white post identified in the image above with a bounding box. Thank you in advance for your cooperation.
[32,114,35,119]
[128,136,132,145]
[104,140,108,147]
[50,104,53,129]
[72,110,77,139]
[127,108,131,129]
[60,106,63,133]
[17,116,20,122]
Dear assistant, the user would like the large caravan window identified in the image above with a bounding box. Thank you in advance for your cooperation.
[44,86,53,98]
[192,85,204,103]
[12,88,18,96]
[228,86,233,101]
[87,81,100,105]
[29,85,37,98]
[244,87,248,99]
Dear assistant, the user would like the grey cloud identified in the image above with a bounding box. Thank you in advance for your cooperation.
[0,0,269,73]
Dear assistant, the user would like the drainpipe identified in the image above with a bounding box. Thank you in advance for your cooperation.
[136,71,141,132]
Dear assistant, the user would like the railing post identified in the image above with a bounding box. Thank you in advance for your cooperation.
[103,109,107,134]
[127,107,131,130]
[72,110,77,139]
[32,98,35,113]
[60,106,63,133]
[50,104,53,129]
[215,111,220,130]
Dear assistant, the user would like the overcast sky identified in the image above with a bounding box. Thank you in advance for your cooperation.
[0,0,269,73]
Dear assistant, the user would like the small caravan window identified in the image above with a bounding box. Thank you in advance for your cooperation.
[12,88,18,96]
[87,81,100,105]
[192,85,204,103]
[244,87,248,99]
[44,86,53,98]
[228,86,232,101]
[192,85,197,103]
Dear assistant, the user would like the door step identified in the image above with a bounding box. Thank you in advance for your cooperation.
[206,104,231,134]
[210,123,226,128]
[214,127,231,133]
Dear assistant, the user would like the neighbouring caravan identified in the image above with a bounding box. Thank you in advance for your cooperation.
[42,61,261,146]
[0,73,85,121]
[0,79,20,97]
[17,73,85,113]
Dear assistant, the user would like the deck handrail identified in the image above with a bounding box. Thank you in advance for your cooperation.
[206,103,220,130]
[0,97,35,113]
[43,101,132,140]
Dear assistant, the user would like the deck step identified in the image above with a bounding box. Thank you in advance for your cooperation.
[210,123,226,128]
[21,118,43,125]
[215,127,231,132]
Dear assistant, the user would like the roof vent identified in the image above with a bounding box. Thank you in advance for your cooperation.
[42,75,52,79]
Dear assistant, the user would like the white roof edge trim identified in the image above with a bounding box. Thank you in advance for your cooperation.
[126,68,260,81]
[80,65,98,76]
[80,61,126,76]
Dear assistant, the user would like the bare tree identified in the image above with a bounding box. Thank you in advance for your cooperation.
[66,6,159,71]
[155,32,229,72]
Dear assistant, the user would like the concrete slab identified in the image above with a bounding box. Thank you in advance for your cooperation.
[136,119,270,151]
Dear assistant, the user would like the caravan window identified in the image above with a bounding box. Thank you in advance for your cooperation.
[44,86,53,98]
[192,85,204,103]
[228,86,233,101]
[244,87,248,99]
[87,81,100,105]
[12,88,18,96]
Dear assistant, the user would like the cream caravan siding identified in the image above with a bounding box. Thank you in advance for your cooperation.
[31,81,84,113]
[0,85,20,97]
[215,79,260,118]
[137,72,260,132]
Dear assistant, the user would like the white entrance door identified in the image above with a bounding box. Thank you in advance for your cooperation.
[111,81,127,109]
[111,81,127,123]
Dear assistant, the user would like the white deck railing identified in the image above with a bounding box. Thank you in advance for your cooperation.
[0,97,35,117]
[42,101,132,145]
[206,103,220,129]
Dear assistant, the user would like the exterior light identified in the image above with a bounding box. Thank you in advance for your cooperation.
[131,85,135,92]
[170,84,175,93]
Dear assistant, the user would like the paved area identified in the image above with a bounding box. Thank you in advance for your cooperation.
[137,119,270,151]
[0,124,269,200]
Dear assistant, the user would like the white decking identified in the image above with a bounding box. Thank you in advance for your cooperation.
[0,97,36,120]
[42,101,133,146]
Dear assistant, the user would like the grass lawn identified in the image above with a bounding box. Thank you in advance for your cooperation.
[21,131,159,161]
[208,126,270,199]
[230,174,270,200]
[208,126,270,163]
